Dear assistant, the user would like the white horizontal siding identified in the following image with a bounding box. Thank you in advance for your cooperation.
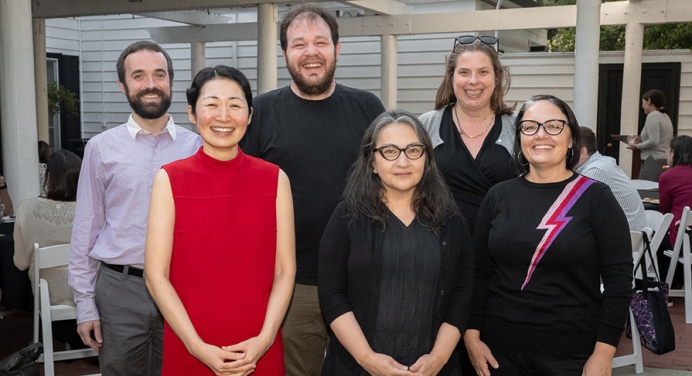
[46,11,692,139]
[46,18,80,55]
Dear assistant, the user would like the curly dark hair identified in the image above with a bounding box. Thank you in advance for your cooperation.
[343,110,456,234]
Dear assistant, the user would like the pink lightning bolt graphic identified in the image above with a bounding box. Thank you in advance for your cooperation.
[521,176,595,290]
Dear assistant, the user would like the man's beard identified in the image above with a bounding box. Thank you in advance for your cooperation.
[125,86,172,120]
[287,55,337,97]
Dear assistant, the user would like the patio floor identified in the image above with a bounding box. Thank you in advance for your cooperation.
[0,297,691,375]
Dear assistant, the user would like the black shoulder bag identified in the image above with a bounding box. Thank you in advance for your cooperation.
[0,342,43,376]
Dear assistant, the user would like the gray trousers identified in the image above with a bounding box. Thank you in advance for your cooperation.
[639,155,667,182]
[95,264,164,376]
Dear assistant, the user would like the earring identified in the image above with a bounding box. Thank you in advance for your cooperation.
[566,148,574,164]
[518,151,529,167]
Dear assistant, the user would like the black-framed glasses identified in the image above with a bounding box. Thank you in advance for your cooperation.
[453,35,499,49]
[518,119,568,136]
[374,144,426,161]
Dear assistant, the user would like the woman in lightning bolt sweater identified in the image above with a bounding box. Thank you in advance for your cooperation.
[465,95,633,376]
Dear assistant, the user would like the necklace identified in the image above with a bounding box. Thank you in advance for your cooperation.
[453,104,494,138]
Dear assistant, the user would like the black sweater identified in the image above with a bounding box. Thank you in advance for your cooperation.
[469,174,632,354]
[318,202,474,374]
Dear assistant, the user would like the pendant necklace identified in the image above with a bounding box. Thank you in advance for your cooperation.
[454,104,494,138]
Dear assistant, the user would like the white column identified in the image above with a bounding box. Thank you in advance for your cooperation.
[34,18,50,143]
[619,23,645,176]
[257,3,278,94]
[0,0,40,204]
[191,40,206,78]
[573,0,601,128]
[381,34,397,110]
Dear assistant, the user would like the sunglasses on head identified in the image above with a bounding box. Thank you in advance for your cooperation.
[453,35,499,49]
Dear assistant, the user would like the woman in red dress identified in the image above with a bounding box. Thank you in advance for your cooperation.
[145,66,295,376]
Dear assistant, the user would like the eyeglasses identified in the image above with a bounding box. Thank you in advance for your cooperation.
[374,144,426,161]
[453,35,499,49]
[518,119,568,136]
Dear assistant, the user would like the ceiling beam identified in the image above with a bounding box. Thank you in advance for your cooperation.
[31,0,329,19]
[339,0,411,15]
[146,0,692,44]
[135,10,234,26]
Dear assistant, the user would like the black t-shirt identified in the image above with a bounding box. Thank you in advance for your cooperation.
[240,84,385,285]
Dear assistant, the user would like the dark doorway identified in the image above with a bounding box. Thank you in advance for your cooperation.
[597,63,680,165]
[46,53,81,155]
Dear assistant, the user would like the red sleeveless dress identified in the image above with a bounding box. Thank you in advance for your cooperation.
[160,147,284,375]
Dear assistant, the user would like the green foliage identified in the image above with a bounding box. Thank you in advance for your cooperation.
[47,81,79,118]
[537,0,692,52]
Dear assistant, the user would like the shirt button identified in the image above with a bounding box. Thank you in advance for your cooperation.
[441,241,447,246]
[440,290,444,295]
[443,265,449,270]
[154,148,158,152]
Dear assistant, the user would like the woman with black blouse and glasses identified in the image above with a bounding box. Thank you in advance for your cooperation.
[319,110,474,376]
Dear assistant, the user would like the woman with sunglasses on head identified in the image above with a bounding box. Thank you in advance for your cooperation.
[318,110,474,376]
[467,95,632,376]
[420,35,517,235]
[420,34,517,375]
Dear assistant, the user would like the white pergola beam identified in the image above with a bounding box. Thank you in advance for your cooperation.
[147,0,692,44]
[340,0,411,15]
[136,10,233,26]
[149,23,259,44]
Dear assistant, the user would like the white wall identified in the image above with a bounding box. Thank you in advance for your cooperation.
[46,18,80,56]
[45,11,692,139]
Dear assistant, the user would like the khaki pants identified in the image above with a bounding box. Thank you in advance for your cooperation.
[283,284,329,376]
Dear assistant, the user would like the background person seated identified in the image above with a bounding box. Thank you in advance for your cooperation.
[658,135,692,285]
[38,140,52,198]
[0,175,14,217]
[574,126,648,231]
[13,150,83,347]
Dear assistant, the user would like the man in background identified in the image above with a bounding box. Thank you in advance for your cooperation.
[575,126,647,231]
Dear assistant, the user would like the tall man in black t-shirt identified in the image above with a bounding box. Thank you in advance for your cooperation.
[240,4,385,375]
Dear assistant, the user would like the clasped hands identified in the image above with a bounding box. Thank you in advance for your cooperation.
[360,351,445,376]
[192,336,270,376]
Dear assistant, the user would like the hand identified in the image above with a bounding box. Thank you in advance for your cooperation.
[221,336,272,373]
[465,338,498,376]
[360,352,411,376]
[191,342,252,376]
[627,143,638,151]
[77,320,103,351]
[408,353,444,376]
[582,352,612,376]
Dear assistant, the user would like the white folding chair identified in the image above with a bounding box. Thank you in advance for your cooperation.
[645,210,674,276]
[612,230,648,373]
[662,206,692,324]
[631,179,659,191]
[33,243,99,376]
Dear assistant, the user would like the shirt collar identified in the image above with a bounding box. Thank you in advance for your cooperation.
[126,114,177,141]
[576,151,602,174]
